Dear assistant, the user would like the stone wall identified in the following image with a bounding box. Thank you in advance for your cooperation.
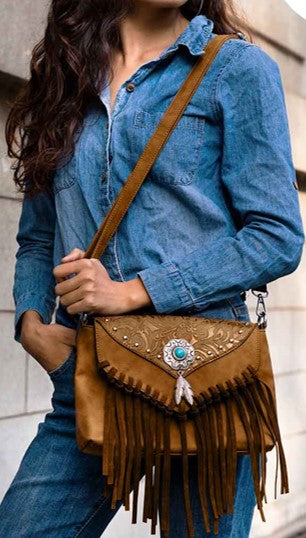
[241,2,306,536]
[240,0,306,174]
[0,1,306,536]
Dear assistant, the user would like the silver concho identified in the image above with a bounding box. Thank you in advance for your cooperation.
[163,338,195,371]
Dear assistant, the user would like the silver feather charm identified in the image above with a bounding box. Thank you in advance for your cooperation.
[175,374,194,406]
[183,377,194,406]
[175,374,185,405]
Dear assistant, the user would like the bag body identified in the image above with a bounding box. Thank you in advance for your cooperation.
[75,314,288,536]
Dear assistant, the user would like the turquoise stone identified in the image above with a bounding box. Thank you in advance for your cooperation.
[173,346,187,360]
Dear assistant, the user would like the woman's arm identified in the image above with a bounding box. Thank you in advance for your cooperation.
[136,43,305,313]
[14,188,79,372]
[13,189,57,342]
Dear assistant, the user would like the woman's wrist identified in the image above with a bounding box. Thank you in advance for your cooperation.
[123,277,152,312]
[22,310,43,324]
[20,310,44,345]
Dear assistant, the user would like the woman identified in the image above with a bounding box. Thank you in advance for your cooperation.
[0,0,304,536]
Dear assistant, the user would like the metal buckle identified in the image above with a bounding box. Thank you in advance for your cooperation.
[252,290,269,329]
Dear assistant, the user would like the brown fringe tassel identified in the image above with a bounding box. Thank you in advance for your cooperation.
[123,388,135,510]
[160,414,171,537]
[132,395,143,523]
[227,379,265,521]
[206,393,223,517]
[217,383,237,514]
[193,411,210,532]
[113,390,127,503]
[100,366,289,538]
[248,369,289,496]
[199,397,220,525]
[142,396,155,522]
[210,387,227,514]
[241,373,268,504]
[151,411,163,534]
[179,419,194,538]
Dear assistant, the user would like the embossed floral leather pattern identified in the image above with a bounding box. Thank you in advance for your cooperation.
[95,315,256,379]
[94,315,262,413]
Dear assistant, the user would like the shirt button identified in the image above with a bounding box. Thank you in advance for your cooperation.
[101,172,107,181]
[126,82,135,92]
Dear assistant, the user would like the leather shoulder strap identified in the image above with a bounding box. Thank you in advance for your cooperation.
[85,34,237,259]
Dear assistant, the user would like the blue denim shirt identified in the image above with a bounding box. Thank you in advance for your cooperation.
[13,15,304,342]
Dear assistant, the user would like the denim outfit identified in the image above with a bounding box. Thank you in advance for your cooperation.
[1,14,304,537]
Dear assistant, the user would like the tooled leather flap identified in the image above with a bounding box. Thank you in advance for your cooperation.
[95,315,256,372]
[94,315,262,413]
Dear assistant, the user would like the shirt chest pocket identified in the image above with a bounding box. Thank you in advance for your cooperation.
[133,109,206,186]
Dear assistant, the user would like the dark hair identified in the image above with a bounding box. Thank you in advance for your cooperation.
[6,0,250,197]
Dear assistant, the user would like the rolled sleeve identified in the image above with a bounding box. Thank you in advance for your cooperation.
[137,261,194,313]
[14,293,56,343]
[13,189,57,343]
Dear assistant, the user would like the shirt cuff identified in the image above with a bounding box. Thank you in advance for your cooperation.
[14,293,56,343]
[137,261,195,314]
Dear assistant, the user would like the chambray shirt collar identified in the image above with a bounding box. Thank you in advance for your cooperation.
[99,15,214,115]
[99,15,213,103]
[159,14,214,59]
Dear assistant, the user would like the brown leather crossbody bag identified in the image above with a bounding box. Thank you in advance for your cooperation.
[74,35,289,537]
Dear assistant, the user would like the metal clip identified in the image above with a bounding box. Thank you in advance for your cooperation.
[252,290,269,329]
[78,312,89,327]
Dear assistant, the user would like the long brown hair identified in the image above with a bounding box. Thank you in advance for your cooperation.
[6,0,249,197]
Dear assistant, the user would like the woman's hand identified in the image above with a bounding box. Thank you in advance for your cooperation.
[53,248,152,316]
[20,311,76,373]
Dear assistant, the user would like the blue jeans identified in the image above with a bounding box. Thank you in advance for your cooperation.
[0,350,256,537]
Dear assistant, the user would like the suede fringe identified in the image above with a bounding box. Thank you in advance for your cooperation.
[101,365,289,538]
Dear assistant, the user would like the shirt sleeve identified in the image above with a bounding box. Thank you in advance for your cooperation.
[137,43,305,314]
[13,188,57,342]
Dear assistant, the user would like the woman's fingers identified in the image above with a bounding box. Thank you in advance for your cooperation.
[53,259,88,281]
[61,248,85,263]
[54,249,85,283]
[54,272,82,296]
[59,287,85,308]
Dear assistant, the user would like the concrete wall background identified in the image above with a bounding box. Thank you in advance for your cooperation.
[0,1,306,536]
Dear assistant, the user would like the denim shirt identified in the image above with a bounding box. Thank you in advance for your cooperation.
[13,14,305,342]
